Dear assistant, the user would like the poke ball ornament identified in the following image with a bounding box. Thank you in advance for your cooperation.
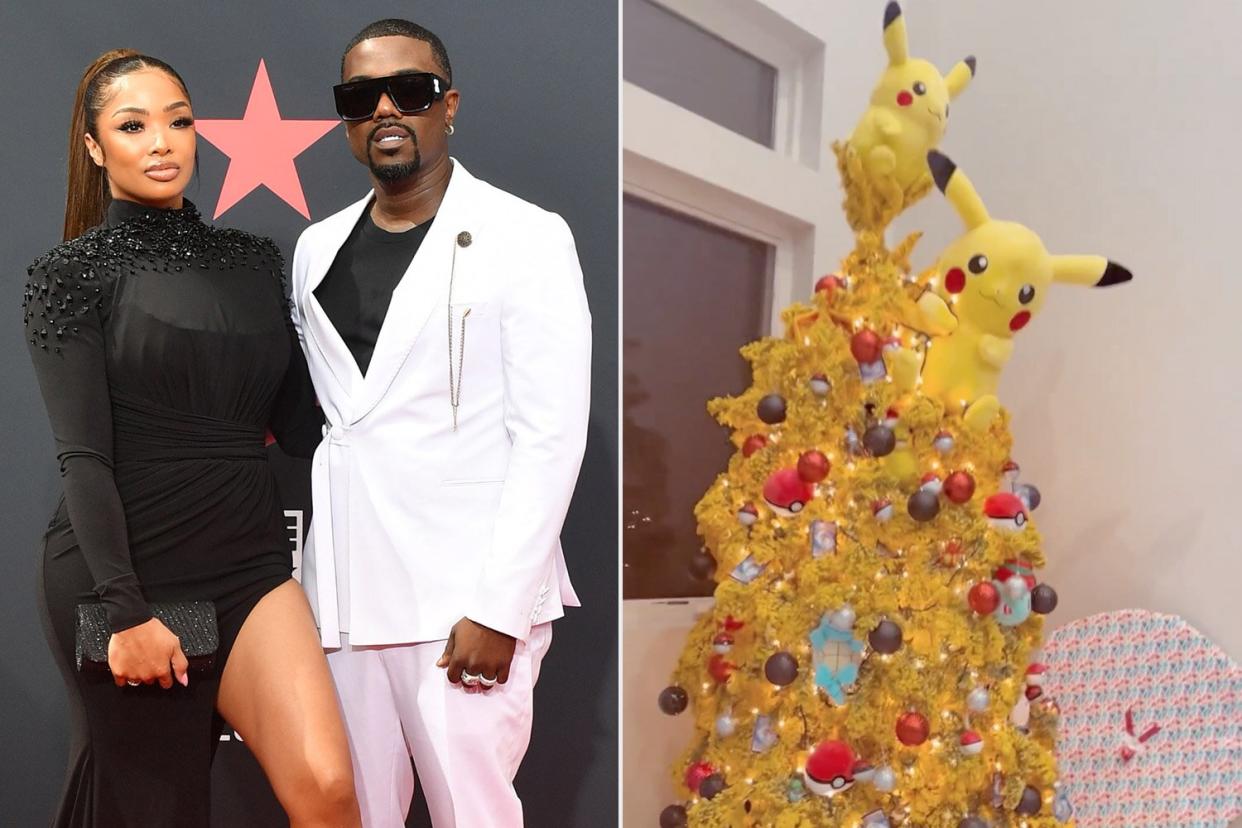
[1025,663,1047,699]
[797,450,831,483]
[907,489,941,522]
[896,711,930,746]
[933,430,955,454]
[764,651,799,686]
[742,434,768,457]
[984,492,1028,532]
[757,394,787,425]
[737,503,758,527]
[1015,786,1043,815]
[659,805,688,828]
[658,685,688,715]
[960,730,984,756]
[872,498,895,523]
[968,582,1000,615]
[1001,459,1021,490]
[863,424,896,457]
[850,329,883,364]
[1031,584,1058,615]
[919,472,943,495]
[763,468,814,517]
[712,632,734,654]
[943,470,976,504]
[809,374,831,396]
[803,740,857,797]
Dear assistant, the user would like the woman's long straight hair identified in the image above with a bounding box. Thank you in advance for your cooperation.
[63,50,192,241]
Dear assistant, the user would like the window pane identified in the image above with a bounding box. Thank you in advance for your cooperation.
[623,196,773,598]
[623,0,777,147]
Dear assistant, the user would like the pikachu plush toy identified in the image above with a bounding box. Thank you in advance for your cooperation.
[849,2,977,193]
[899,150,1133,429]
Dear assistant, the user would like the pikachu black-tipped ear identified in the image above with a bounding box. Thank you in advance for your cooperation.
[1051,256,1134,287]
[944,56,976,100]
[928,150,990,230]
[883,2,909,66]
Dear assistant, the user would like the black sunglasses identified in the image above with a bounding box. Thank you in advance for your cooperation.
[333,72,449,121]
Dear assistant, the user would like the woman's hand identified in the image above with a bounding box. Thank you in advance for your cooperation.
[107,617,189,689]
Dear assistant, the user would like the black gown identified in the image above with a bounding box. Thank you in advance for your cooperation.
[22,198,323,826]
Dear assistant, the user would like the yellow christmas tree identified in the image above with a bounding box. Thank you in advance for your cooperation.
[655,5,1131,827]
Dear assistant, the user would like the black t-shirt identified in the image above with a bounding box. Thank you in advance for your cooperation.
[314,206,435,375]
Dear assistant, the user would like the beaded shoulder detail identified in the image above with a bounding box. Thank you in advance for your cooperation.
[22,207,288,351]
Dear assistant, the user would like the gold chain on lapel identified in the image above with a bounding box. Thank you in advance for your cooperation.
[447,232,472,432]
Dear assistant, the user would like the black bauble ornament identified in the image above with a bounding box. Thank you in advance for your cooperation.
[659,805,688,828]
[1031,584,1059,615]
[658,685,688,715]
[764,651,799,686]
[868,620,903,654]
[862,424,895,457]
[757,394,787,424]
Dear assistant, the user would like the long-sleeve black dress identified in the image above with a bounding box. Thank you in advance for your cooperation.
[22,198,323,826]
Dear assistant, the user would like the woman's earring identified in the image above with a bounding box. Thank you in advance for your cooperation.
[445,123,455,136]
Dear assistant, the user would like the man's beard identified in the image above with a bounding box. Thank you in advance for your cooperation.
[368,124,421,182]
[371,151,421,181]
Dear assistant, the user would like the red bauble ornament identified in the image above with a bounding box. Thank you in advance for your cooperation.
[797,450,831,483]
[850,329,883,364]
[896,711,930,746]
[815,274,844,296]
[968,582,1001,615]
[708,653,735,683]
[684,761,715,794]
[943,470,977,504]
[742,434,768,457]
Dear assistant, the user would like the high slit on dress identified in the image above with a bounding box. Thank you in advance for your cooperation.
[23,198,323,826]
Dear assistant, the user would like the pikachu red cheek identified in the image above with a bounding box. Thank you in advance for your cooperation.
[896,90,914,106]
[944,267,966,293]
[1010,311,1031,331]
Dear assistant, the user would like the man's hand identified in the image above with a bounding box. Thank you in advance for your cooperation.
[437,617,517,688]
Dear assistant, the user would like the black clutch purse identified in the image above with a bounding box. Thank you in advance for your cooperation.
[75,601,219,673]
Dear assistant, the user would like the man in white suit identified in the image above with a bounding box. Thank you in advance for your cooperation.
[289,19,590,827]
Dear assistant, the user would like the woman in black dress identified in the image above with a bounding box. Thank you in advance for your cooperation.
[24,50,362,826]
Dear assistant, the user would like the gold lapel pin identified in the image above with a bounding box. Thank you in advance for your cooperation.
[456,231,472,248]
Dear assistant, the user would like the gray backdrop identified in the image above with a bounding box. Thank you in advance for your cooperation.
[0,2,617,825]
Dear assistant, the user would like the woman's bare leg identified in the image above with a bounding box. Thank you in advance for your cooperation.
[217,580,362,827]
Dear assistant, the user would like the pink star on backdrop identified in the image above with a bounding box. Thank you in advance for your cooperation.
[196,60,339,219]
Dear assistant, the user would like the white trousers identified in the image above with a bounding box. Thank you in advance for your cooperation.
[326,624,553,828]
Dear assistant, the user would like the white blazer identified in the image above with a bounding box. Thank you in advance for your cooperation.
[290,160,588,648]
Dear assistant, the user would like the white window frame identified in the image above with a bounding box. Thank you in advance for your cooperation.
[623,0,875,333]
